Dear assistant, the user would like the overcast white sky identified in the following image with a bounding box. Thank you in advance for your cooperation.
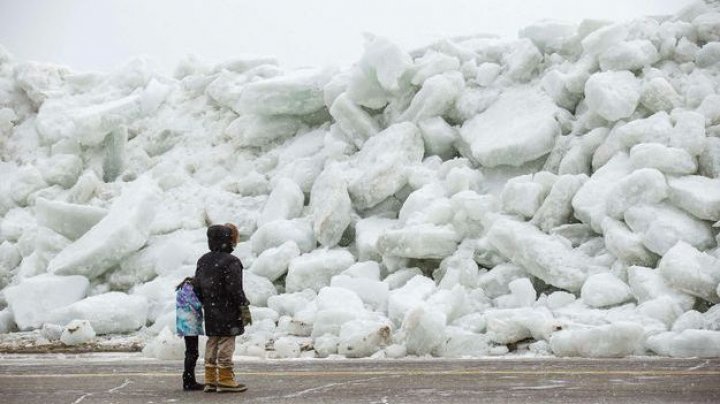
[0,0,695,74]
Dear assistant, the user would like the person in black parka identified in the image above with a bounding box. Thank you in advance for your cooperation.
[194,223,249,393]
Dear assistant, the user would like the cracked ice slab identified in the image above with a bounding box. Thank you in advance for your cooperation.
[486,217,601,291]
[459,86,560,167]
[47,177,160,279]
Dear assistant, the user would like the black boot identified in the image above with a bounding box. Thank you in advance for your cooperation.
[183,370,205,391]
[182,336,204,391]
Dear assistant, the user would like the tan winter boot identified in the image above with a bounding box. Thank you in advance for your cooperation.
[216,366,247,393]
[203,365,218,392]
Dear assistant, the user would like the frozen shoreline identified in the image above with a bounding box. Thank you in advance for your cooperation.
[1,0,720,360]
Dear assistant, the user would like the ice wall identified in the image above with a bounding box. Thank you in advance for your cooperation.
[1,1,720,359]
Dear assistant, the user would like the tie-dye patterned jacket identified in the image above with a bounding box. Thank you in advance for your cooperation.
[175,282,204,336]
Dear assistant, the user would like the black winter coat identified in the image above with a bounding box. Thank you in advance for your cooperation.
[194,225,249,336]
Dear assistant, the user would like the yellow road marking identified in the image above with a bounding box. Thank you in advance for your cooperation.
[1,369,720,378]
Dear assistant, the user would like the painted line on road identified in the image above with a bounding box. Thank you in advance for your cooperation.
[1,369,720,378]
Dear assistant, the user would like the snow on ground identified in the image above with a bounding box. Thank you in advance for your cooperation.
[1,1,720,360]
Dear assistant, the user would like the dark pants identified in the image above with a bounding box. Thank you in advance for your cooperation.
[183,336,199,383]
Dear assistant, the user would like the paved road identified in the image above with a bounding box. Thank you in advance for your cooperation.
[1,353,719,403]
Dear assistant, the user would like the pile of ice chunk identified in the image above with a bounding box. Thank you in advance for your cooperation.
[2,1,720,359]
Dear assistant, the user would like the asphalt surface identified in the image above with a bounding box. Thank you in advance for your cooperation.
[1,353,719,403]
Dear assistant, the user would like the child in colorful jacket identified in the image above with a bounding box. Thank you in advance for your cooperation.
[176,277,204,391]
